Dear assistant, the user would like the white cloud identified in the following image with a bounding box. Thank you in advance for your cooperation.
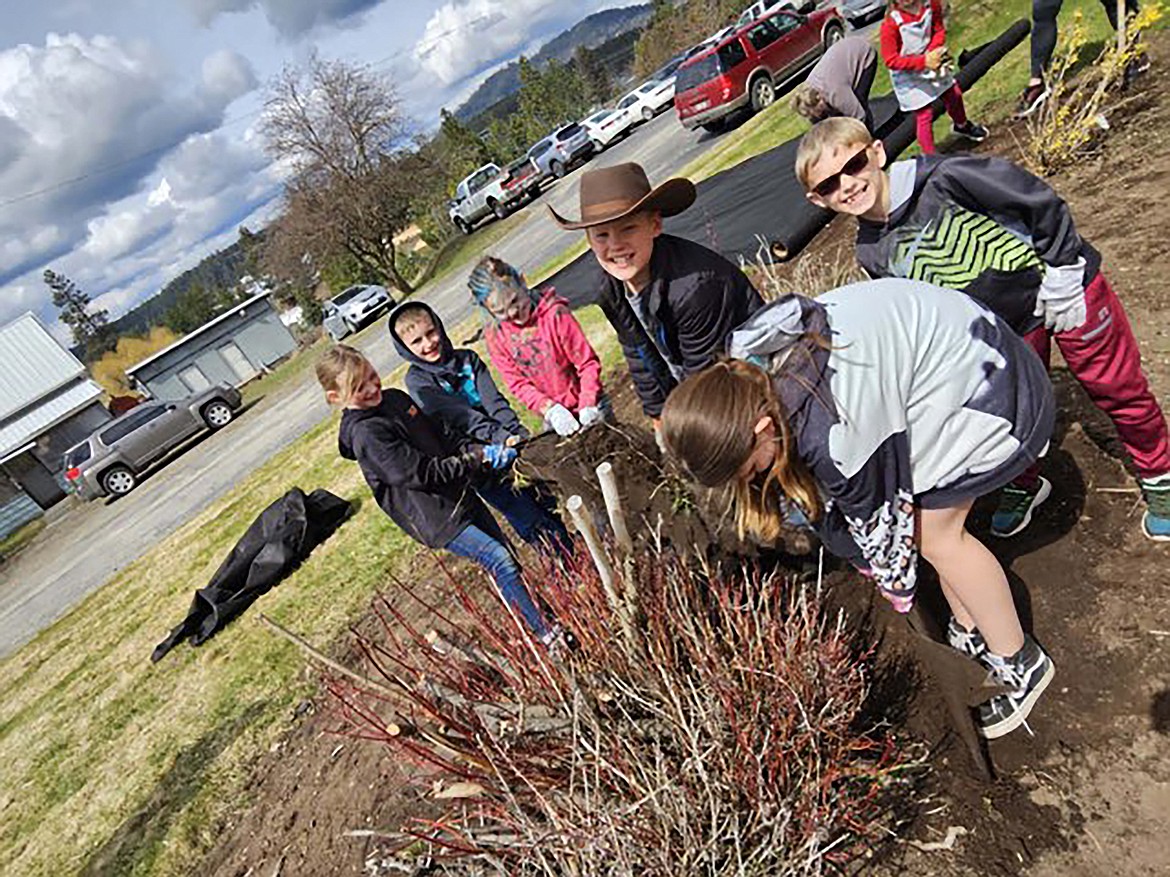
[201,49,258,103]
[185,0,384,38]
[0,34,254,288]
[415,0,554,86]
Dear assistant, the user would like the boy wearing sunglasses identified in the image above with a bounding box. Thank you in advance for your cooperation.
[795,116,1170,543]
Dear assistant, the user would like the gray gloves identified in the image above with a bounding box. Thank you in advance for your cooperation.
[1034,258,1088,335]
[578,405,604,427]
[545,403,581,436]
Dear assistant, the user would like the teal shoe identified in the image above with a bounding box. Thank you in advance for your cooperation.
[991,477,1052,538]
[1140,474,1170,542]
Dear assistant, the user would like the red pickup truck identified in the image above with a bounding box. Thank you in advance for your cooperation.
[674,2,845,132]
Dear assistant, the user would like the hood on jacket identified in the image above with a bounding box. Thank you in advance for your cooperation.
[338,400,380,461]
[727,294,832,417]
[387,301,457,375]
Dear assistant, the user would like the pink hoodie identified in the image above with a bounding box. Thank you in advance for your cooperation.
[485,289,603,417]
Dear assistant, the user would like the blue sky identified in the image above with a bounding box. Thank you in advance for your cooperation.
[0,0,636,340]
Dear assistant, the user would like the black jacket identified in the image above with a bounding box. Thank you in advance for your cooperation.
[597,233,764,417]
[338,389,490,548]
[389,301,528,445]
[856,155,1101,335]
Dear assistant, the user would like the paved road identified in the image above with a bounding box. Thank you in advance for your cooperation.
[0,108,741,658]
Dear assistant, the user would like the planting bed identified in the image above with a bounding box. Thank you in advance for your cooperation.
[202,32,1170,877]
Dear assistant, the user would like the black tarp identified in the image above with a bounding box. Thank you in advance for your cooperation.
[547,22,1030,308]
[151,487,352,662]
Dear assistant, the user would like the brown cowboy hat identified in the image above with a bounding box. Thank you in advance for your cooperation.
[548,162,696,230]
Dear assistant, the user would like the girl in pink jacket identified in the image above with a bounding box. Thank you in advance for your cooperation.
[468,256,607,436]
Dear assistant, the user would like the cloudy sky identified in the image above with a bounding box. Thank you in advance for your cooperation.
[0,0,636,342]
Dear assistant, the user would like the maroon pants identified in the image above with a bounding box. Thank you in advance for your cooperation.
[915,83,968,155]
[1022,271,1170,480]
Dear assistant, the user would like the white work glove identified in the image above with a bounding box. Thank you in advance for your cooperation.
[1034,258,1088,335]
[578,405,604,427]
[545,403,580,436]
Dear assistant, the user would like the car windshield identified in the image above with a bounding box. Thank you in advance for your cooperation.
[555,123,581,139]
[675,54,724,92]
[529,140,552,157]
[506,157,530,173]
[64,443,92,468]
[332,285,367,305]
[638,81,660,93]
[586,111,611,124]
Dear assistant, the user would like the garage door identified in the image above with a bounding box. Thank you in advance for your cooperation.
[179,364,212,393]
[219,342,257,383]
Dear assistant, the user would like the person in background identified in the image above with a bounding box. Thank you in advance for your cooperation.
[468,255,608,437]
[389,303,573,559]
[317,345,553,640]
[1018,0,1147,118]
[660,280,1057,740]
[549,162,763,428]
[793,35,879,133]
[881,0,988,153]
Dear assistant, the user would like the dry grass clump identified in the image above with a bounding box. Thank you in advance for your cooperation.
[748,243,867,303]
[322,545,918,876]
[1023,2,1165,174]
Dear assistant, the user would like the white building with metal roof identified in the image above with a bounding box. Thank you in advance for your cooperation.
[0,313,111,536]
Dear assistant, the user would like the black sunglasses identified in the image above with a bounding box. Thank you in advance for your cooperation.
[810,147,872,198]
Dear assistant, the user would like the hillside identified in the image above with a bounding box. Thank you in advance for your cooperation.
[454,3,652,121]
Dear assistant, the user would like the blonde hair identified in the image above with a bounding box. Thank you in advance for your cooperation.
[661,360,823,545]
[391,303,434,337]
[792,86,829,122]
[316,344,373,406]
[794,117,873,189]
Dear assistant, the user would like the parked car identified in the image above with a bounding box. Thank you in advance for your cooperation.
[674,2,845,132]
[581,107,637,150]
[735,0,801,28]
[527,122,595,180]
[322,284,394,342]
[838,0,887,28]
[616,78,677,123]
[448,161,540,235]
[63,385,243,500]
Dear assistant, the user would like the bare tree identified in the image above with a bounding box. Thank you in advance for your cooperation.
[261,53,419,293]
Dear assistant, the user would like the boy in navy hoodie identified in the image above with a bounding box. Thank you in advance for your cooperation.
[317,344,552,638]
[796,116,1170,543]
[389,302,572,557]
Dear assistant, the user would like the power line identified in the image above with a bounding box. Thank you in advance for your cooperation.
[0,13,492,211]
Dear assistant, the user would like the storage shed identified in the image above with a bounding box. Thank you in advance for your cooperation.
[0,313,111,535]
[126,292,295,401]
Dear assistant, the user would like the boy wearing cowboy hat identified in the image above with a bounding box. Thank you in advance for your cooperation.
[550,162,763,421]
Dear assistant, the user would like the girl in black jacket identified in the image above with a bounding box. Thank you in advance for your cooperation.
[317,345,552,640]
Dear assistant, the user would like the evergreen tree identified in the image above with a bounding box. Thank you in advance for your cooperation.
[574,45,611,105]
[42,269,114,361]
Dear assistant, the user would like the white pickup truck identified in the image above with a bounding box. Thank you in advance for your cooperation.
[449,159,543,235]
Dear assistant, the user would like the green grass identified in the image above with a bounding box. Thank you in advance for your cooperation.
[531,239,590,285]
[0,306,623,877]
[417,209,528,290]
[0,517,46,561]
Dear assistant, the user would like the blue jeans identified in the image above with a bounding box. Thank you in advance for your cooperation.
[477,478,573,561]
[444,522,550,638]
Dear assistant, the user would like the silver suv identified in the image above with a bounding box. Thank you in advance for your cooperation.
[321,284,394,342]
[527,122,595,180]
[63,385,243,500]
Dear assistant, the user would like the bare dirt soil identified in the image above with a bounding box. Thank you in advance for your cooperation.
[201,34,1170,877]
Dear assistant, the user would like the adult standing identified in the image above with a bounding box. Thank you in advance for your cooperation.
[793,36,880,132]
[1018,0,1147,117]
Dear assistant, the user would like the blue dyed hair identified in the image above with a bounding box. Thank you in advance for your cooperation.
[467,256,539,321]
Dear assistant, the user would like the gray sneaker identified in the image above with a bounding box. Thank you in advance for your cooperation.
[977,636,1055,739]
[947,617,989,662]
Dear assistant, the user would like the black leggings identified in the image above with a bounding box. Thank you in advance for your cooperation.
[1032,0,1142,76]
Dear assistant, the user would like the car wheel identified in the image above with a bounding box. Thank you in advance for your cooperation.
[101,465,137,497]
[489,199,508,220]
[750,77,776,112]
[824,23,845,47]
[591,139,603,153]
[454,216,472,236]
[550,160,566,179]
[641,106,654,121]
[202,400,234,430]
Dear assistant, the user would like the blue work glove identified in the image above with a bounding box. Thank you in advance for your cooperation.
[482,444,517,470]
